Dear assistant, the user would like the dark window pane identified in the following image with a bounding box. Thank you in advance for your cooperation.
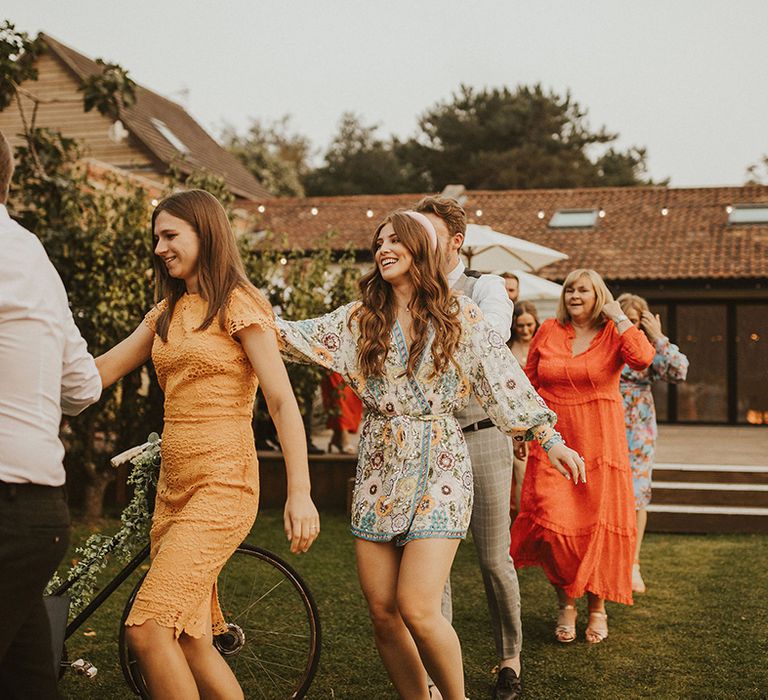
[649,304,669,422]
[676,305,727,422]
[736,304,768,424]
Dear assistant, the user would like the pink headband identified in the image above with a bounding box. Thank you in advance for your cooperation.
[403,210,438,252]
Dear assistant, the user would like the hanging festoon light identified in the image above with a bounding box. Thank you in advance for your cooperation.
[661,207,669,216]
[537,210,545,219]
[598,209,606,218]
[311,207,319,216]
[257,204,266,213]
[475,209,483,217]
[366,209,374,218]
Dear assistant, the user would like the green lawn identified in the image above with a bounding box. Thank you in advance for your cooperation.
[58,511,768,699]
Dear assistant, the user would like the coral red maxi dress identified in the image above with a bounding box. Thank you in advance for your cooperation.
[510,319,655,604]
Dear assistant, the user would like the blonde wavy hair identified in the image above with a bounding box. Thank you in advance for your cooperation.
[556,268,613,327]
[617,292,650,317]
[353,211,462,379]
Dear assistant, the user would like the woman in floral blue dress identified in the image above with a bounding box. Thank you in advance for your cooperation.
[618,294,688,593]
[279,210,585,700]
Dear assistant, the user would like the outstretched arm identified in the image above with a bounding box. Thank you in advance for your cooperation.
[238,324,320,554]
[95,322,154,390]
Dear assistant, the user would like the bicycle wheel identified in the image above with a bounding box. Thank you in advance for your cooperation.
[118,543,321,699]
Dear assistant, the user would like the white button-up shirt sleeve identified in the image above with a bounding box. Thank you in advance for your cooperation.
[59,288,102,416]
[471,274,514,343]
[0,205,101,485]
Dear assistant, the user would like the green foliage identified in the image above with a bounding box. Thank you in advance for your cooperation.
[401,83,657,190]
[79,58,136,120]
[239,230,360,417]
[304,112,428,196]
[0,21,42,109]
[223,115,311,197]
[46,434,160,612]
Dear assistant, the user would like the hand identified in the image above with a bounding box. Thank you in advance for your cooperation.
[284,493,320,554]
[546,443,587,484]
[601,300,624,323]
[640,310,664,342]
[514,441,528,460]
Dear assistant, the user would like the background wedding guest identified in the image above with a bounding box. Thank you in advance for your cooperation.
[618,293,688,593]
[321,370,363,454]
[0,129,102,699]
[501,272,520,304]
[508,301,540,513]
[510,269,654,645]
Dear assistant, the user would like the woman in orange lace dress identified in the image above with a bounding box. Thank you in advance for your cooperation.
[95,190,319,698]
[510,269,654,644]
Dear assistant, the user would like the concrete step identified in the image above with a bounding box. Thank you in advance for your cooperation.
[648,463,768,534]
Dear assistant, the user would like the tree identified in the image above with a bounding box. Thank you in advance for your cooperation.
[399,84,658,190]
[222,115,311,197]
[303,112,428,196]
[745,155,768,185]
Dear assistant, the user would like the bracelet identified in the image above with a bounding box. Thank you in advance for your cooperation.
[613,314,629,325]
[542,433,564,453]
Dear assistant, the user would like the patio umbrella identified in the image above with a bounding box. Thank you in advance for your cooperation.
[461,223,567,273]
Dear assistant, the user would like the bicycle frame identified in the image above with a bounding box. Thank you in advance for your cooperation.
[52,543,150,640]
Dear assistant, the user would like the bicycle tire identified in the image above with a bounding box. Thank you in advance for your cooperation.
[118,543,321,699]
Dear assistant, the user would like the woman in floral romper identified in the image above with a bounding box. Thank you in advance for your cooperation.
[618,294,689,593]
[279,210,585,700]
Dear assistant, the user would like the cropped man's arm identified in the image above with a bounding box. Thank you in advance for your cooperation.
[472,274,514,343]
[60,304,102,415]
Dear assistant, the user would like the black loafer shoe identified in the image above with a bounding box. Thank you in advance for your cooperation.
[493,666,522,700]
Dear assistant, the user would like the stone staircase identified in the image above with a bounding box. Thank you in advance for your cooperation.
[647,463,768,534]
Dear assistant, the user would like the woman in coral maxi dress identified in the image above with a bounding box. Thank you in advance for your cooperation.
[510,269,655,644]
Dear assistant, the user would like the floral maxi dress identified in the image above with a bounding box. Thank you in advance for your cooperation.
[620,337,689,509]
[278,297,557,544]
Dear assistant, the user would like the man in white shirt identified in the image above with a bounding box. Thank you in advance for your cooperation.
[416,196,522,700]
[0,130,102,698]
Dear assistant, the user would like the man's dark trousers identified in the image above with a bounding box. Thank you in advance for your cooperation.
[0,483,69,700]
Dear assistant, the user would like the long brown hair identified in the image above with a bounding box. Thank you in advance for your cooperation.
[151,189,253,341]
[510,300,540,342]
[353,211,462,379]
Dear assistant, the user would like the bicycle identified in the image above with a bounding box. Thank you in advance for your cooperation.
[48,439,322,699]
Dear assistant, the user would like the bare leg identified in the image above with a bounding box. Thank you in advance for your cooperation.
[398,539,464,700]
[632,508,648,592]
[126,620,200,699]
[554,587,577,643]
[512,454,527,513]
[179,604,243,700]
[585,593,608,643]
[356,539,430,699]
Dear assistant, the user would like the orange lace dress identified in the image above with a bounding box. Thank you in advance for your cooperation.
[125,287,274,638]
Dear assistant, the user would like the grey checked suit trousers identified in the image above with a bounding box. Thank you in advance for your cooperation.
[443,273,522,659]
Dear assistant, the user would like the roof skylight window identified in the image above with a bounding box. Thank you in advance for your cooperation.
[548,209,599,228]
[150,118,190,154]
[728,205,768,225]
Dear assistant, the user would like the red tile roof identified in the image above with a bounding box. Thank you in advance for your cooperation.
[243,186,768,281]
[41,34,271,201]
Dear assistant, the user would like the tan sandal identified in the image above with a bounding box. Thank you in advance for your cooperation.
[585,610,608,644]
[555,604,577,643]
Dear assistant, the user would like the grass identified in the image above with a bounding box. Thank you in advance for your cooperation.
[58,511,768,699]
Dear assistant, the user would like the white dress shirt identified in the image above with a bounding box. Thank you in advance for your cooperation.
[447,260,514,343]
[0,204,102,486]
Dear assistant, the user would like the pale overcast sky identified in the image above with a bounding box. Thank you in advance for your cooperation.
[4,0,767,187]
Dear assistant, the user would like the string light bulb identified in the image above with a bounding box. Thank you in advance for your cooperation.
[366,210,374,218]
[475,209,483,217]
[257,204,266,213]
[661,207,669,216]
[598,209,606,218]
[537,210,545,219]
[310,207,319,216]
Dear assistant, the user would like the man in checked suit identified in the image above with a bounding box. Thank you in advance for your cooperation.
[416,196,522,700]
